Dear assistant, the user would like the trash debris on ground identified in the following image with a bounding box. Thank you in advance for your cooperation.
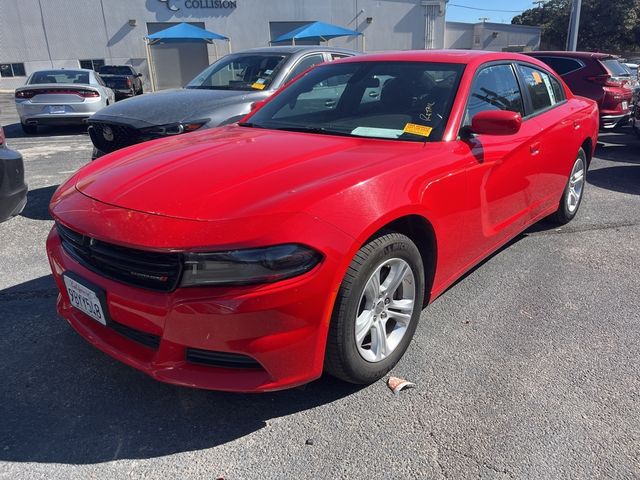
[305,438,314,446]
[387,376,416,395]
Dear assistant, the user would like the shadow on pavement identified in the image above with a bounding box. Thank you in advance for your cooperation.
[0,275,363,465]
[596,130,640,164]
[20,185,58,221]
[587,165,640,195]
[3,122,88,139]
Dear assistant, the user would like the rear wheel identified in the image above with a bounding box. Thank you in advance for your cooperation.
[21,123,37,135]
[551,148,586,224]
[325,232,425,384]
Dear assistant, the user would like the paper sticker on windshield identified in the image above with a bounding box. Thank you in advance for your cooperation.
[264,69,273,75]
[251,82,266,90]
[403,123,433,137]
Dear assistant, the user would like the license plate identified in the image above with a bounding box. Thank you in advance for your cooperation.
[63,274,107,325]
[622,101,628,110]
[50,105,66,114]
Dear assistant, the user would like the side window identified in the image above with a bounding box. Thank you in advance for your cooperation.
[283,54,325,84]
[330,54,350,61]
[465,64,524,125]
[517,64,562,113]
[536,56,584,76]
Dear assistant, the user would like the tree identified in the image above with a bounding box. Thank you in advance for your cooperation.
[512,0,640,52]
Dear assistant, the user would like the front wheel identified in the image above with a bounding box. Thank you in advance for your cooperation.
[325,232,425,384]
[551,148,586,225]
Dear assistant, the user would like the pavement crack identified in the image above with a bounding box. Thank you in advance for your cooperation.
[527,221,639,237]
[429,431,514,479]
[0,288,58,302]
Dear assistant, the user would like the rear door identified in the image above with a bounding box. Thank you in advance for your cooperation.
[515,63,579,216]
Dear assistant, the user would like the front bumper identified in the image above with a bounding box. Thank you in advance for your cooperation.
[45,195,351,392]
[0,145,27,222]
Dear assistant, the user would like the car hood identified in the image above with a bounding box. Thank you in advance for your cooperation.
[90,88,268,127]
[71,126,424,222]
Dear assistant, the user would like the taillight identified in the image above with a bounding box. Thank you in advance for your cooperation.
[78,90,100,98]
[15,90,35,99]
[127,78,132,88]
[587,74,623,87]
[15,88,99,98]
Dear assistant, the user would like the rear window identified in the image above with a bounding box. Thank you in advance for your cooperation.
[99,66,134,75]
[601,59,629,76]
[29,70,90,84]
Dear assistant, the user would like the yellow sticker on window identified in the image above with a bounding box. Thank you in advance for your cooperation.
[403,123,433,137]
[532,71,543,84]
[251,82,266,90]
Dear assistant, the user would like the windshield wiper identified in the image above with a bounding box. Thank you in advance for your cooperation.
[237,121,266,128]
[271,125,354,137]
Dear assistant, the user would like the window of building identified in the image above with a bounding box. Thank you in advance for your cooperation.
[79,59,105,71]
[0,63,26,77]
[465,64,524,125]
[517,64,563,113]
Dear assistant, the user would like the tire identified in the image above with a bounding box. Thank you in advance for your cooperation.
[21,123,37,135]
[325,232,425,384]
[550,148,587,225]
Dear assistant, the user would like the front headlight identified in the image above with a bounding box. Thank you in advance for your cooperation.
[140,119,208,136]
[180,244,323,287]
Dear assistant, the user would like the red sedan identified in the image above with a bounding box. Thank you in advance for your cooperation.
[46,51,598,392]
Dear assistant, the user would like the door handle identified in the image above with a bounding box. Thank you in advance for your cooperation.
[369,91,379,97]
[325,100,336,107]
[530,142,541,156]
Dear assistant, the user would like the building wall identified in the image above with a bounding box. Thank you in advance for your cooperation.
[0,0,449,89]
[444,21,474,50]
[472,22,541,52]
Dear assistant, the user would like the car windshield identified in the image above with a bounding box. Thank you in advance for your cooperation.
[29,70,90,85]
[243,61,465,142]
[185,53,289,91]
[99,66,132,75]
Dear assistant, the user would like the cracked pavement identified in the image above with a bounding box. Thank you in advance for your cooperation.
[1,93,639,479]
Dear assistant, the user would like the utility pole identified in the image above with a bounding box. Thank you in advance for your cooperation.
[566,0,582,51]
[479,17,489,23]
[533,0,545,25]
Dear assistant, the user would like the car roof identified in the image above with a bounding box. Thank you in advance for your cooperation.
[236,45,359,56]
[334,49,540,65]
[527,51,618,60]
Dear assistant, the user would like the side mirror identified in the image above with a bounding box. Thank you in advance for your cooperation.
[136,73,143,78]
[250,99,267,111]
[470,110,522,136]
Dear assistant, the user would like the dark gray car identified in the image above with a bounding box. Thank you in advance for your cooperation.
[88,46,358,158]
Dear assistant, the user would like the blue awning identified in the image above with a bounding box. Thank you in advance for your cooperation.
[147,22,228,44]
[274,21,362,43]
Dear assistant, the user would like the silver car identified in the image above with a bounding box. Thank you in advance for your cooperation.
[88,46,358,157]
[15,69,115,134]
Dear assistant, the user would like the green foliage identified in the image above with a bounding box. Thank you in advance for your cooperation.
[512,0,640,52]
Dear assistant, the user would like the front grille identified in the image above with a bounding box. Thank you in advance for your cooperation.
[111,320,161,350]
[89,121,141,154]
[57,223,183,292]
[186,348,263,370]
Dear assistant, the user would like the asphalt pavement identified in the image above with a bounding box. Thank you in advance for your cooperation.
[1,93,639,479]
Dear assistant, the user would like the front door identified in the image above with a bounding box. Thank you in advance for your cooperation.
[458,63,542,259]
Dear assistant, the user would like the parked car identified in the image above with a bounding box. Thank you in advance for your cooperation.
[0,124,27,222]
[47,50,598,392]
[620,62,640,111]
[15,69,115,134]
[527,51,633,129]
[633,96,640,138]
[97,65,144,100]
[88,46,358,158]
